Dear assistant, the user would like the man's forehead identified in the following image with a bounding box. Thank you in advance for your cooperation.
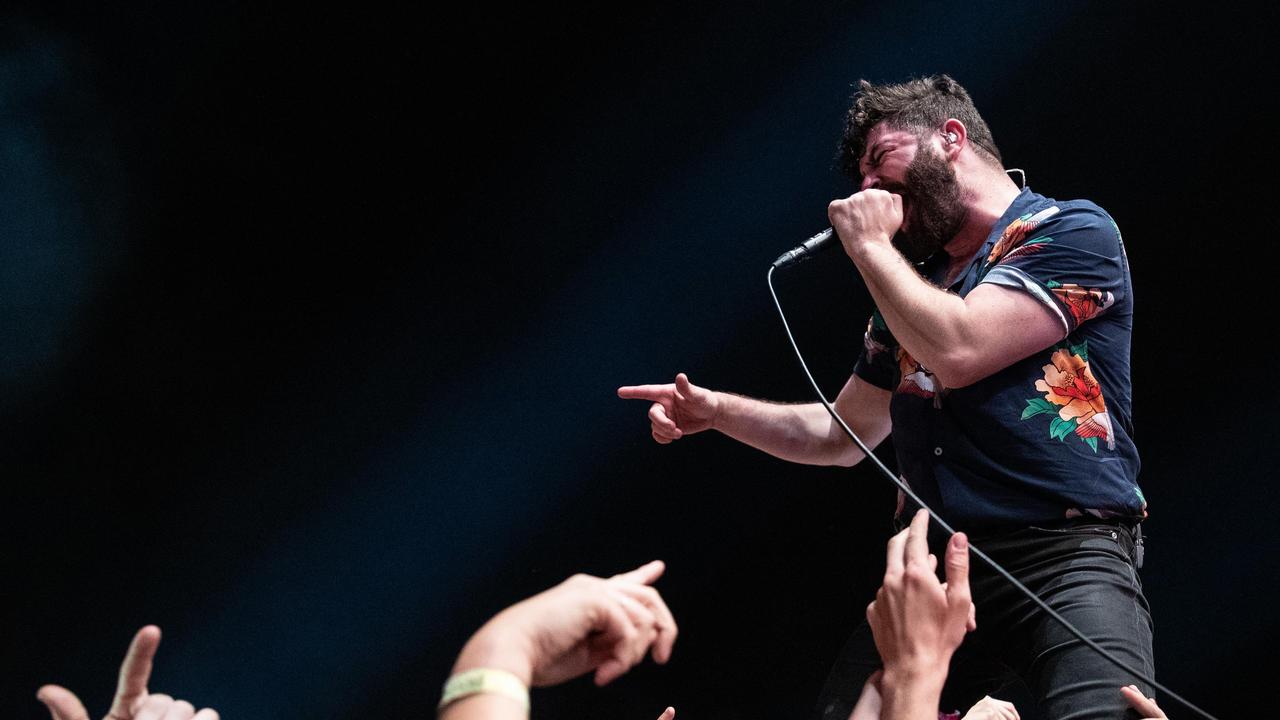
[862,124,919,156]
[858,124,922,176]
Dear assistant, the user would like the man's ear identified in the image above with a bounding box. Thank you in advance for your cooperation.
[940,118,967,160]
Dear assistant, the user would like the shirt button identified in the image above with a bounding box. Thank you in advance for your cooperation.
[934,447,943,456]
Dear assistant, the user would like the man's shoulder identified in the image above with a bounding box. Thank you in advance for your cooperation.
[1022,191,1115,228]
[1013,192,1123,251]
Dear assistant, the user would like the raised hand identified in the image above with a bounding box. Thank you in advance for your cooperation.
[866,509,974,685]
[450,560,678,689]
[37,626,218,720]
[617,373,720,444]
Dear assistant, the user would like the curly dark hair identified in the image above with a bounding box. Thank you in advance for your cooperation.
[836,74,1003,181]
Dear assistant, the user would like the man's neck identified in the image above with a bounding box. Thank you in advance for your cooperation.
[943,171,1023,263]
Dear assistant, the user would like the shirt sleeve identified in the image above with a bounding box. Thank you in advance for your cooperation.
[852,310,900,391]
[978,202,1128,335]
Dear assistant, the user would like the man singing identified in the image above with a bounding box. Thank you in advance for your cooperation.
[619,74,1153,719]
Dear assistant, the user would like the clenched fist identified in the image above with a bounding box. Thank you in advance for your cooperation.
[828,189,903,259]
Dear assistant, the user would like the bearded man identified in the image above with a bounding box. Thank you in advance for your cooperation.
[619,74,1152,719]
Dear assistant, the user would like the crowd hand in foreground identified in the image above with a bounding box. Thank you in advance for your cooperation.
[865,508,976,720]
[37,625,218,720]
[442,560,678,719]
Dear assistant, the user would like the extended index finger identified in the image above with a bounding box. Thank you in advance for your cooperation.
[884,525,909,580]
[612,559,665,586]
[617,384,670,401]
[110,625,161,716]
[905,508,930,567]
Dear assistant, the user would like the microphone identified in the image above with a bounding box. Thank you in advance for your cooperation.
[772,227,837,269]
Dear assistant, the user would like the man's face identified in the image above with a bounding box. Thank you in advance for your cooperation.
[858,124,967,263]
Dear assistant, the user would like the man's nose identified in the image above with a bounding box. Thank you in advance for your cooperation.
[860,174,879,192]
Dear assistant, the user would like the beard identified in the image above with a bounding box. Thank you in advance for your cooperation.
[883,145,968,263]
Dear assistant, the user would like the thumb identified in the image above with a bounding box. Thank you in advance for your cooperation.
[673,373,693,400]
[36,685,90,720]
[675,373,711,406]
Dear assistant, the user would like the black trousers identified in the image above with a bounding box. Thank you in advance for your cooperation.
[812,520,1156,720]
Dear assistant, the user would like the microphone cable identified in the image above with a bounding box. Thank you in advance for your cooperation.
[766,263,1219,720]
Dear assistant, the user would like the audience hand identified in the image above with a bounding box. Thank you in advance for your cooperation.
[450,560,677,689]
[867,509,974,682]
[37,625,218,720]
[866,509,974,720]
[1121,685,1167,719]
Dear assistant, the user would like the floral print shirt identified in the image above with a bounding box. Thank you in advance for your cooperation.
[853,187,1145,531]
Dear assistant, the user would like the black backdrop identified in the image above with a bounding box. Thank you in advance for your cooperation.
[4,3,1277,718]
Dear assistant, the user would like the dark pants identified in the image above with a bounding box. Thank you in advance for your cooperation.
[813,520,1155,720]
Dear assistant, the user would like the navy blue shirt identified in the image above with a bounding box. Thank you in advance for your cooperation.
[853,186,1145,531]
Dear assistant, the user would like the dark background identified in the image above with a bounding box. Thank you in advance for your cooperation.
[3,2,1276,718]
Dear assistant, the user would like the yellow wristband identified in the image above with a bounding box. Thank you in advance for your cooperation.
[438,668,530,713]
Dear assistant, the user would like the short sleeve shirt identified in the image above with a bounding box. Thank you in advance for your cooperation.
[853,186,1145,531]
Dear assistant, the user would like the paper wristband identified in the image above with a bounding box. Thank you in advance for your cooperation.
[438,668,530,712]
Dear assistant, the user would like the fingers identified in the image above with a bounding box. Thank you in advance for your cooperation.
[656,707,675,720]
[609,587,658,634]
[612,559,665,585]
[591,598,640,686]
[610,561,677,664]
[192,710,220,720]
[111,625,161,718]
[134,693,175,720]
[612,585,677,664]
[161,699,196,720]
[649,403,682,440]
[35,685,89,720]
[944,532,972,622]
[1120,686,1166,719]
[883,525,909,581]
[617,384,670,401]
[905,508,930,569]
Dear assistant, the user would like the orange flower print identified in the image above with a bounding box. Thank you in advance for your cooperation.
[1031,348,1115,450]
[897,348,939,399]
[1050,284,1115,326]
[986,206,1061,265]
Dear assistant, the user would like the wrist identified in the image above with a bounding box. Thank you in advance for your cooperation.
[452,617,537,687]
[881,662,949,696]
[707,391,727,431]
[848,234,894,264]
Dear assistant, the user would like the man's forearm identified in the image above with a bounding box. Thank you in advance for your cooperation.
[853,243,970,385]
[711,392,866,467]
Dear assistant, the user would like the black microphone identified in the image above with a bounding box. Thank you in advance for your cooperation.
[772,227,837,269]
